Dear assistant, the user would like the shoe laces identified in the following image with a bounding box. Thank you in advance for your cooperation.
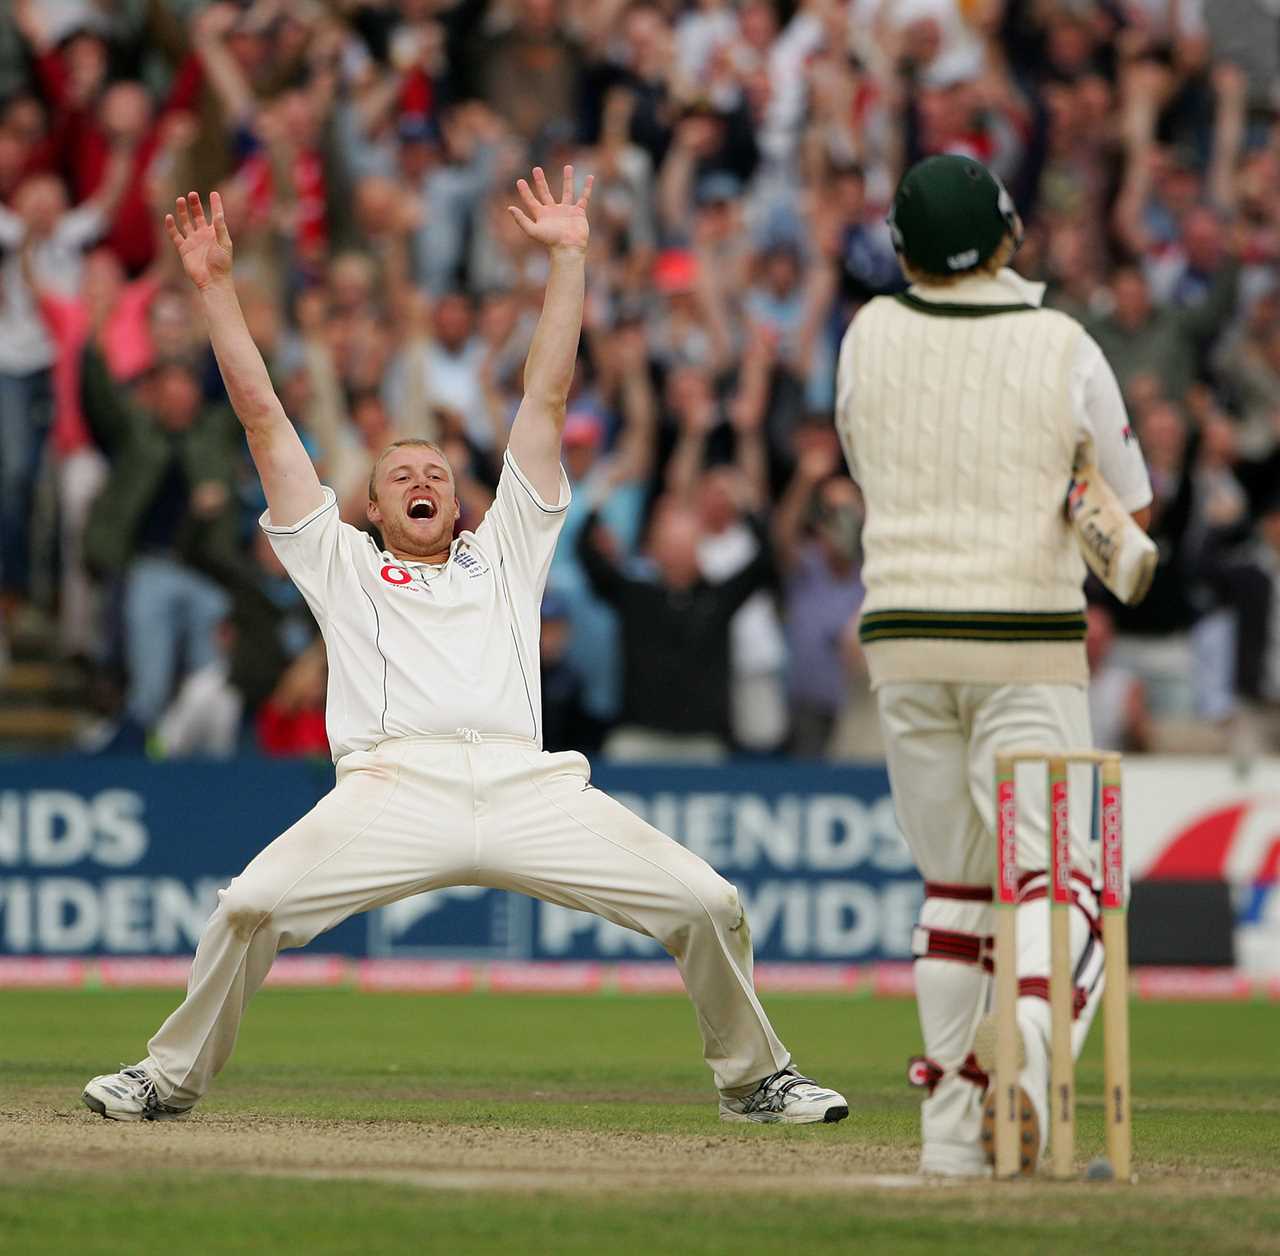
[118,1064,161,1105]
[745,1066,821,1112]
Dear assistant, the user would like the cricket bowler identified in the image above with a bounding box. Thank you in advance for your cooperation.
[833,155,1153,1175]
[82,169,847,1127]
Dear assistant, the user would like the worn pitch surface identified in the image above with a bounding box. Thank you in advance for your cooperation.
[2,990,1277,1254]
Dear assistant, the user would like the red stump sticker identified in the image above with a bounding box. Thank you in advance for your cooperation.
[996,775,1018,906]
[1050,772,1072,904]
[1100,783,1124,910]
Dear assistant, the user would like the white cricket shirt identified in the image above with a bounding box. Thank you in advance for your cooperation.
[261,449,569,762]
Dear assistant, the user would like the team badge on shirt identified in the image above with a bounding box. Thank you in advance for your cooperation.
[377,547,489,593]
[454,550,488,578]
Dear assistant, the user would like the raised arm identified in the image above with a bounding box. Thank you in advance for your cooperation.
[505,165,594,502]
[165,191,323,526]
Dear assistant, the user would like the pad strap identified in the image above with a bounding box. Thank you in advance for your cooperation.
[911,925,994,972]
[1015,870,1101,940]
[958,1052,989,1092]
[906,1053,990,1095]
[924,880,993,902]
[906,1056,944,1094]
[1017,976,1089,1019]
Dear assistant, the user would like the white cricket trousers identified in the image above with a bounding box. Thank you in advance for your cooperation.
[876,682,1104,1174]
[143,734,789,1105]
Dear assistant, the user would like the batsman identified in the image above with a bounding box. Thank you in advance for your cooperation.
[834,155,1153,1176]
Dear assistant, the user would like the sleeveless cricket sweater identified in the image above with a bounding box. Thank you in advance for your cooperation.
[835,284,1089,688]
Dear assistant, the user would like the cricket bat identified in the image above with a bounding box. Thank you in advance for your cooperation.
[1067,436,1158,606]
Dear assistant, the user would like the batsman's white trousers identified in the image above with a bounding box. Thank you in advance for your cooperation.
[877,682,1096,885]
[876,682,1101,1173]
[143,734,789,1105]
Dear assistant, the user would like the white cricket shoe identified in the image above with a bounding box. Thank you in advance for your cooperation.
[82,1065,191,1122]
[719,1066,849,1125]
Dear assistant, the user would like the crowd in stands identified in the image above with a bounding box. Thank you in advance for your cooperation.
[0,0,1277,761]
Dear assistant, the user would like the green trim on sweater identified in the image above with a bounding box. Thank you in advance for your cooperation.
[859,608,1087,644]
[894,292,1036,318]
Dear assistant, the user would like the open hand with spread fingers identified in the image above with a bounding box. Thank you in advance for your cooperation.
[165,190,234,291]
[508,164,593,254]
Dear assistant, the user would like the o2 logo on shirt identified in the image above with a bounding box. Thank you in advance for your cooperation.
[380,564,413,586]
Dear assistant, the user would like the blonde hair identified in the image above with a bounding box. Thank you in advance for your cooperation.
[900,232,1019,288]
[368,438,450,502]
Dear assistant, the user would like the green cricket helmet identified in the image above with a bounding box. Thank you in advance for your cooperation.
[887,155,1022,275]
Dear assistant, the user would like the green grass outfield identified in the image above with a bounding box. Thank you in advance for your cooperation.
[1,990,1277,1255]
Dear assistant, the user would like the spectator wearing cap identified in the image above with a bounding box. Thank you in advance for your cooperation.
[745,239,807,368]
[79,346,240,750]
[646,248,731,371]
[655,98,757,245]
[685,168,753,293]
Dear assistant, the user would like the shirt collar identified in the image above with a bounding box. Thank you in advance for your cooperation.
[909,267,1046,309]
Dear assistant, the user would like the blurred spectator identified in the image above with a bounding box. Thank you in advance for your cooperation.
[478,0,582,145]
[0,0,1276,760]
[578,494,773,761]
[693,466,789,753]
[154,618,241,758]
[1106,398,1235,749]
[1219,292,1280,457]
[25,244,171,662]
[256,640,329,757]
[1086,262,1239,404]
[184,529,321,747]
[79,347,238,751]
[539,591,596,753]
[665,325,788,752]
[1200,495,1280,756]
[772,432,866,758]
[0,141,131,612]
[547,316,656,728]
[1086,602,1148,752]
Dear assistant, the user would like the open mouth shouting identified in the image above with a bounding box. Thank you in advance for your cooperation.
[406,496,437,522]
